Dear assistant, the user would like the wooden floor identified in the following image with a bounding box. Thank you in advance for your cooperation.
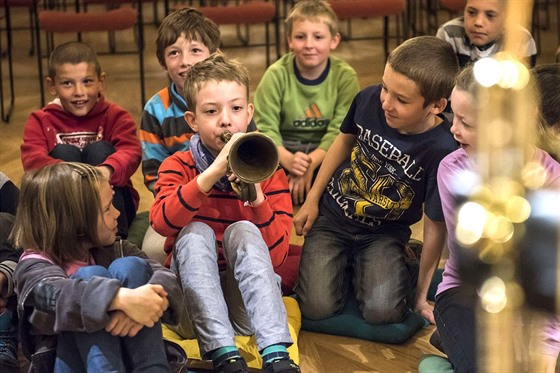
[1,3,559,372]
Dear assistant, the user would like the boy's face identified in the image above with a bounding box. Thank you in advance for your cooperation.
[380,65,445,134]
[463,0,505,47]
[450,87,478,156]
[164,33,211,96]
[96,180,120,246]
[47,62,104,117]
[287,18,340,76]
[184,80,254,157]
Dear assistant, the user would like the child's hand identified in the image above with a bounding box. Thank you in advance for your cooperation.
[105,310,143,337]
[286,152,311,176]
[112,284,169,327]
[213,132,246,176]
[288,170,314,205]
[288,175,306,205]
[293,201,319,236]
[415,301,435,324]
[96,165,113,181]
[198,132,246,193]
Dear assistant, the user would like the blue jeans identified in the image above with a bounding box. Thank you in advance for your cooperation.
[434,286,478,373]
[170,221,293,359]
[49,141,136,238]
[54,257,170,373]
[295,216,409,324]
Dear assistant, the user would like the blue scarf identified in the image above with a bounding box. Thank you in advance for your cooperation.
[190,134,233,192]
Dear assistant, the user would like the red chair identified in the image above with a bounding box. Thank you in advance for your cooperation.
[327,0,407,60]
[175,0,280,66]
[35,0,146,108]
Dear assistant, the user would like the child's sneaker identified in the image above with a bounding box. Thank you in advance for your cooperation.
[0,329,18,369]
[213,357,249,373]
[263,358,301,373]
[0,310,18,369]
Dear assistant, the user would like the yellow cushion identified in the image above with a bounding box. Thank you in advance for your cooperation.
[162,297,301,369]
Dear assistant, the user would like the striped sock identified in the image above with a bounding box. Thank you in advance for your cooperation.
[211,346,241,367]
[261,344,289,366]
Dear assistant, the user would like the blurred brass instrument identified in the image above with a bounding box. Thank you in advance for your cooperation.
[452,1,560,371]
[220,130,279,203]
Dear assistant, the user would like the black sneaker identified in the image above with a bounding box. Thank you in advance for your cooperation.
[213,357,249,373]
[263,358,301,373]
[0,329,18,369]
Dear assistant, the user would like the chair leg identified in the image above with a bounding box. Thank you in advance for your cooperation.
[383,16,389,61]
[1,2,15,123]
[137,1,146,106]
[235,24,250,47]
[274,11,280,59]
[153,0,159,25]
[28,5,36,56]
[36,10,45,107]
[265,21,270,67]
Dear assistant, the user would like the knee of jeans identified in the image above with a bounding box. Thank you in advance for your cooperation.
[361,302,406,324]
[82,140,115,165]
[109,256,152,284]
[73,265,110,280]
[222,221,263,262]
[297,291,341,320]
[176,222,214,246]
[223,220,258,241]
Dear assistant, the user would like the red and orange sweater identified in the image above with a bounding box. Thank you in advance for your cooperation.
[150,150,293,269]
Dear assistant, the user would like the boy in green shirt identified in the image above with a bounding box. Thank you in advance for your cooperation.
[253,0,360,205]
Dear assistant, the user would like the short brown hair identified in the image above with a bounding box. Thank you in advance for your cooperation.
[183,52,250,112]
[12,163,107,266]
[387,36,459,107]
[285,0,339,37]
[156,8,221,68]
[48,42,101,79]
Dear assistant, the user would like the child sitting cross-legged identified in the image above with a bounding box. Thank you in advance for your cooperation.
[21,41,141,239]
[13,162,183,372]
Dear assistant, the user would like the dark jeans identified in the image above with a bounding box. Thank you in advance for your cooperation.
[0,213,19,329]
[434,286,478,373]
[296,216,409,324]
[49,141,136,238]
[54,257,170,372]
[0,212,14,247]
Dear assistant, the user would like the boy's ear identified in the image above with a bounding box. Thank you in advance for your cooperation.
[184,111,198,132]
[97,72,106,92]
[330,32,341,50]
[429,97,448,115]
[247,103,254,124]
[46,77,57,97]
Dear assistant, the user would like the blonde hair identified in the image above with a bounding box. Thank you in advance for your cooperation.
[12,163,107,266]
[183,52,250,112]
[285,0,339,37]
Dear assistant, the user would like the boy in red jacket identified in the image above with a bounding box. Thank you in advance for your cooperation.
[21,41,141,239]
